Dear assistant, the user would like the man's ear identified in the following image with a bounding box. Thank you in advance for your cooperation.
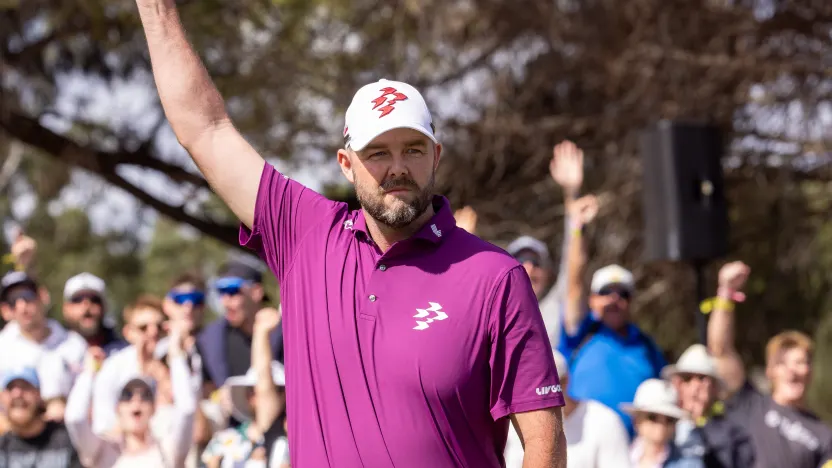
[433,143,443,170]
[0,304,12,322]
[249,283,265,304]
[337,149,355,183]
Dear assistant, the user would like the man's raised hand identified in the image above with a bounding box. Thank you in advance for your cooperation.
[454,206,478,235]
[568,194,599,227]
[550,141,584,197]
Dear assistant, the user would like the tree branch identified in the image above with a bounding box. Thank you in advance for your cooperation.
[0,110,241,250]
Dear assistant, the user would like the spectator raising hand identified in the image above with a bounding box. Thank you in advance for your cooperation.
[568,194,599,227]
[9,229,37,272]
[453,206,478,235]
[551,140,584,200]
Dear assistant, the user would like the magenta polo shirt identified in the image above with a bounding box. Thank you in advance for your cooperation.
[240,164,564,468]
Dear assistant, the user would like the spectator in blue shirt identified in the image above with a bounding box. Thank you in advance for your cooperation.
[553,141,665,438]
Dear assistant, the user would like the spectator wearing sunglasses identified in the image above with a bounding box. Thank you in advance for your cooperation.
[622,379,704,468]
[0,271,87,422]
[160,273,209,393]
[0,367,82,467]
[198,261,283,390]
[558,261,666,438]
[90,295,166,435]
[66,323,197,468]
[62,273,128,356]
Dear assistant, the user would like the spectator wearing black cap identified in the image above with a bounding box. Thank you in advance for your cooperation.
[0,366,82,467]
[198,261,283,389]
[0,271,86,422]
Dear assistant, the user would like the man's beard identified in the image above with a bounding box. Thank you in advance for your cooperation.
[354,171,434,229]
[71,314,102,338]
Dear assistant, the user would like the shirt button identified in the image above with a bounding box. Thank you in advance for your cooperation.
[379,264,387,271]
[369,294,377,302]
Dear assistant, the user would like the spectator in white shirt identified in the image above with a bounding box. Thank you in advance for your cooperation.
[91,295,165,435]
[65,321,197,468]
[0,271,86,421]
[505,349,631,468]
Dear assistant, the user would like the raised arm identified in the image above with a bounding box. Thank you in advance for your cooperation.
[707,261,750,395]
[252,307,284,433]
[164,320,198,468]
[135,0,264,227]
[550,141,594,335]
[65,347,108,465]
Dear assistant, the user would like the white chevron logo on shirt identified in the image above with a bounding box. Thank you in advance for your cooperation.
[413,302,447,330]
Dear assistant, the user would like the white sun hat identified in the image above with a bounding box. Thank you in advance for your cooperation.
[343,79,437,152]
[590,264,635,294]
[661,344,723,386]
[225,361,286,422]
[620,378,689,420]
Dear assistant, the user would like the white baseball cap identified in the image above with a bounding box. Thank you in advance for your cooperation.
[506,236,551,268]
[590,264,635,294]
[343,79,437,151]
[64,272,106,299]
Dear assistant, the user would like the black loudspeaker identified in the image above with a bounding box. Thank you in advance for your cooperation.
[640,120,729,262]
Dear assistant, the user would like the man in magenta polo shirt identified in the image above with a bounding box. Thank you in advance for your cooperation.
[135,2,566,466]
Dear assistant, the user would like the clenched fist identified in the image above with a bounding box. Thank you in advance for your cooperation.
[717,261,749,301]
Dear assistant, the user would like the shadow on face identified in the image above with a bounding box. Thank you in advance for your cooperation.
[635,412,677,445]
[63,291,104,338]
[671,374,716,417]
[337,128,441,229]
[217,281,263,328]
[513,249,552,299]
[1,286,48,333]
[588,285,632,332]
[0,380,42,428]
[117,382,155,435]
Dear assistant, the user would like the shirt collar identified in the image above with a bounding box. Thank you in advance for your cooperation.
[348,195,455,246]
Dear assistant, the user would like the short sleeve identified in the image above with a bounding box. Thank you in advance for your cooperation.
[239,163,339,282]
[37,353,73,400]
[488,266,565,421]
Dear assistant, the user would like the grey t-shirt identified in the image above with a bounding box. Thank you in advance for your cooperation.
[0,421,82,468]
[726,382,832,468]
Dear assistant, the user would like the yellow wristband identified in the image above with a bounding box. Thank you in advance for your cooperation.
[700,297,735,314]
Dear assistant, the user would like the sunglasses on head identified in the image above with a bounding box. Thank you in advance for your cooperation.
[69,294,102,305]
[596,286,632,300]
[3,289,38,306]
[168,290,205,306]
[644,413,676,425]
[118,387,154,403]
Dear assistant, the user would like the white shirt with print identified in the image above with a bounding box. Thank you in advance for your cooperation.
[505,400,631,468]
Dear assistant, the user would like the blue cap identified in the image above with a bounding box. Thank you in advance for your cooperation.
[2,367,40,390]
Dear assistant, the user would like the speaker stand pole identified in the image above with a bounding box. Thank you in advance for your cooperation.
[692,260,708,345]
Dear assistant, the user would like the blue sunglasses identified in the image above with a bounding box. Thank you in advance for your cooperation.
[167,290,205,306]
[215,277,250,297]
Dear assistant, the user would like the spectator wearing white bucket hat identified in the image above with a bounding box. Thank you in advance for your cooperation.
[622,379,704,468]
[663,344,755,468]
